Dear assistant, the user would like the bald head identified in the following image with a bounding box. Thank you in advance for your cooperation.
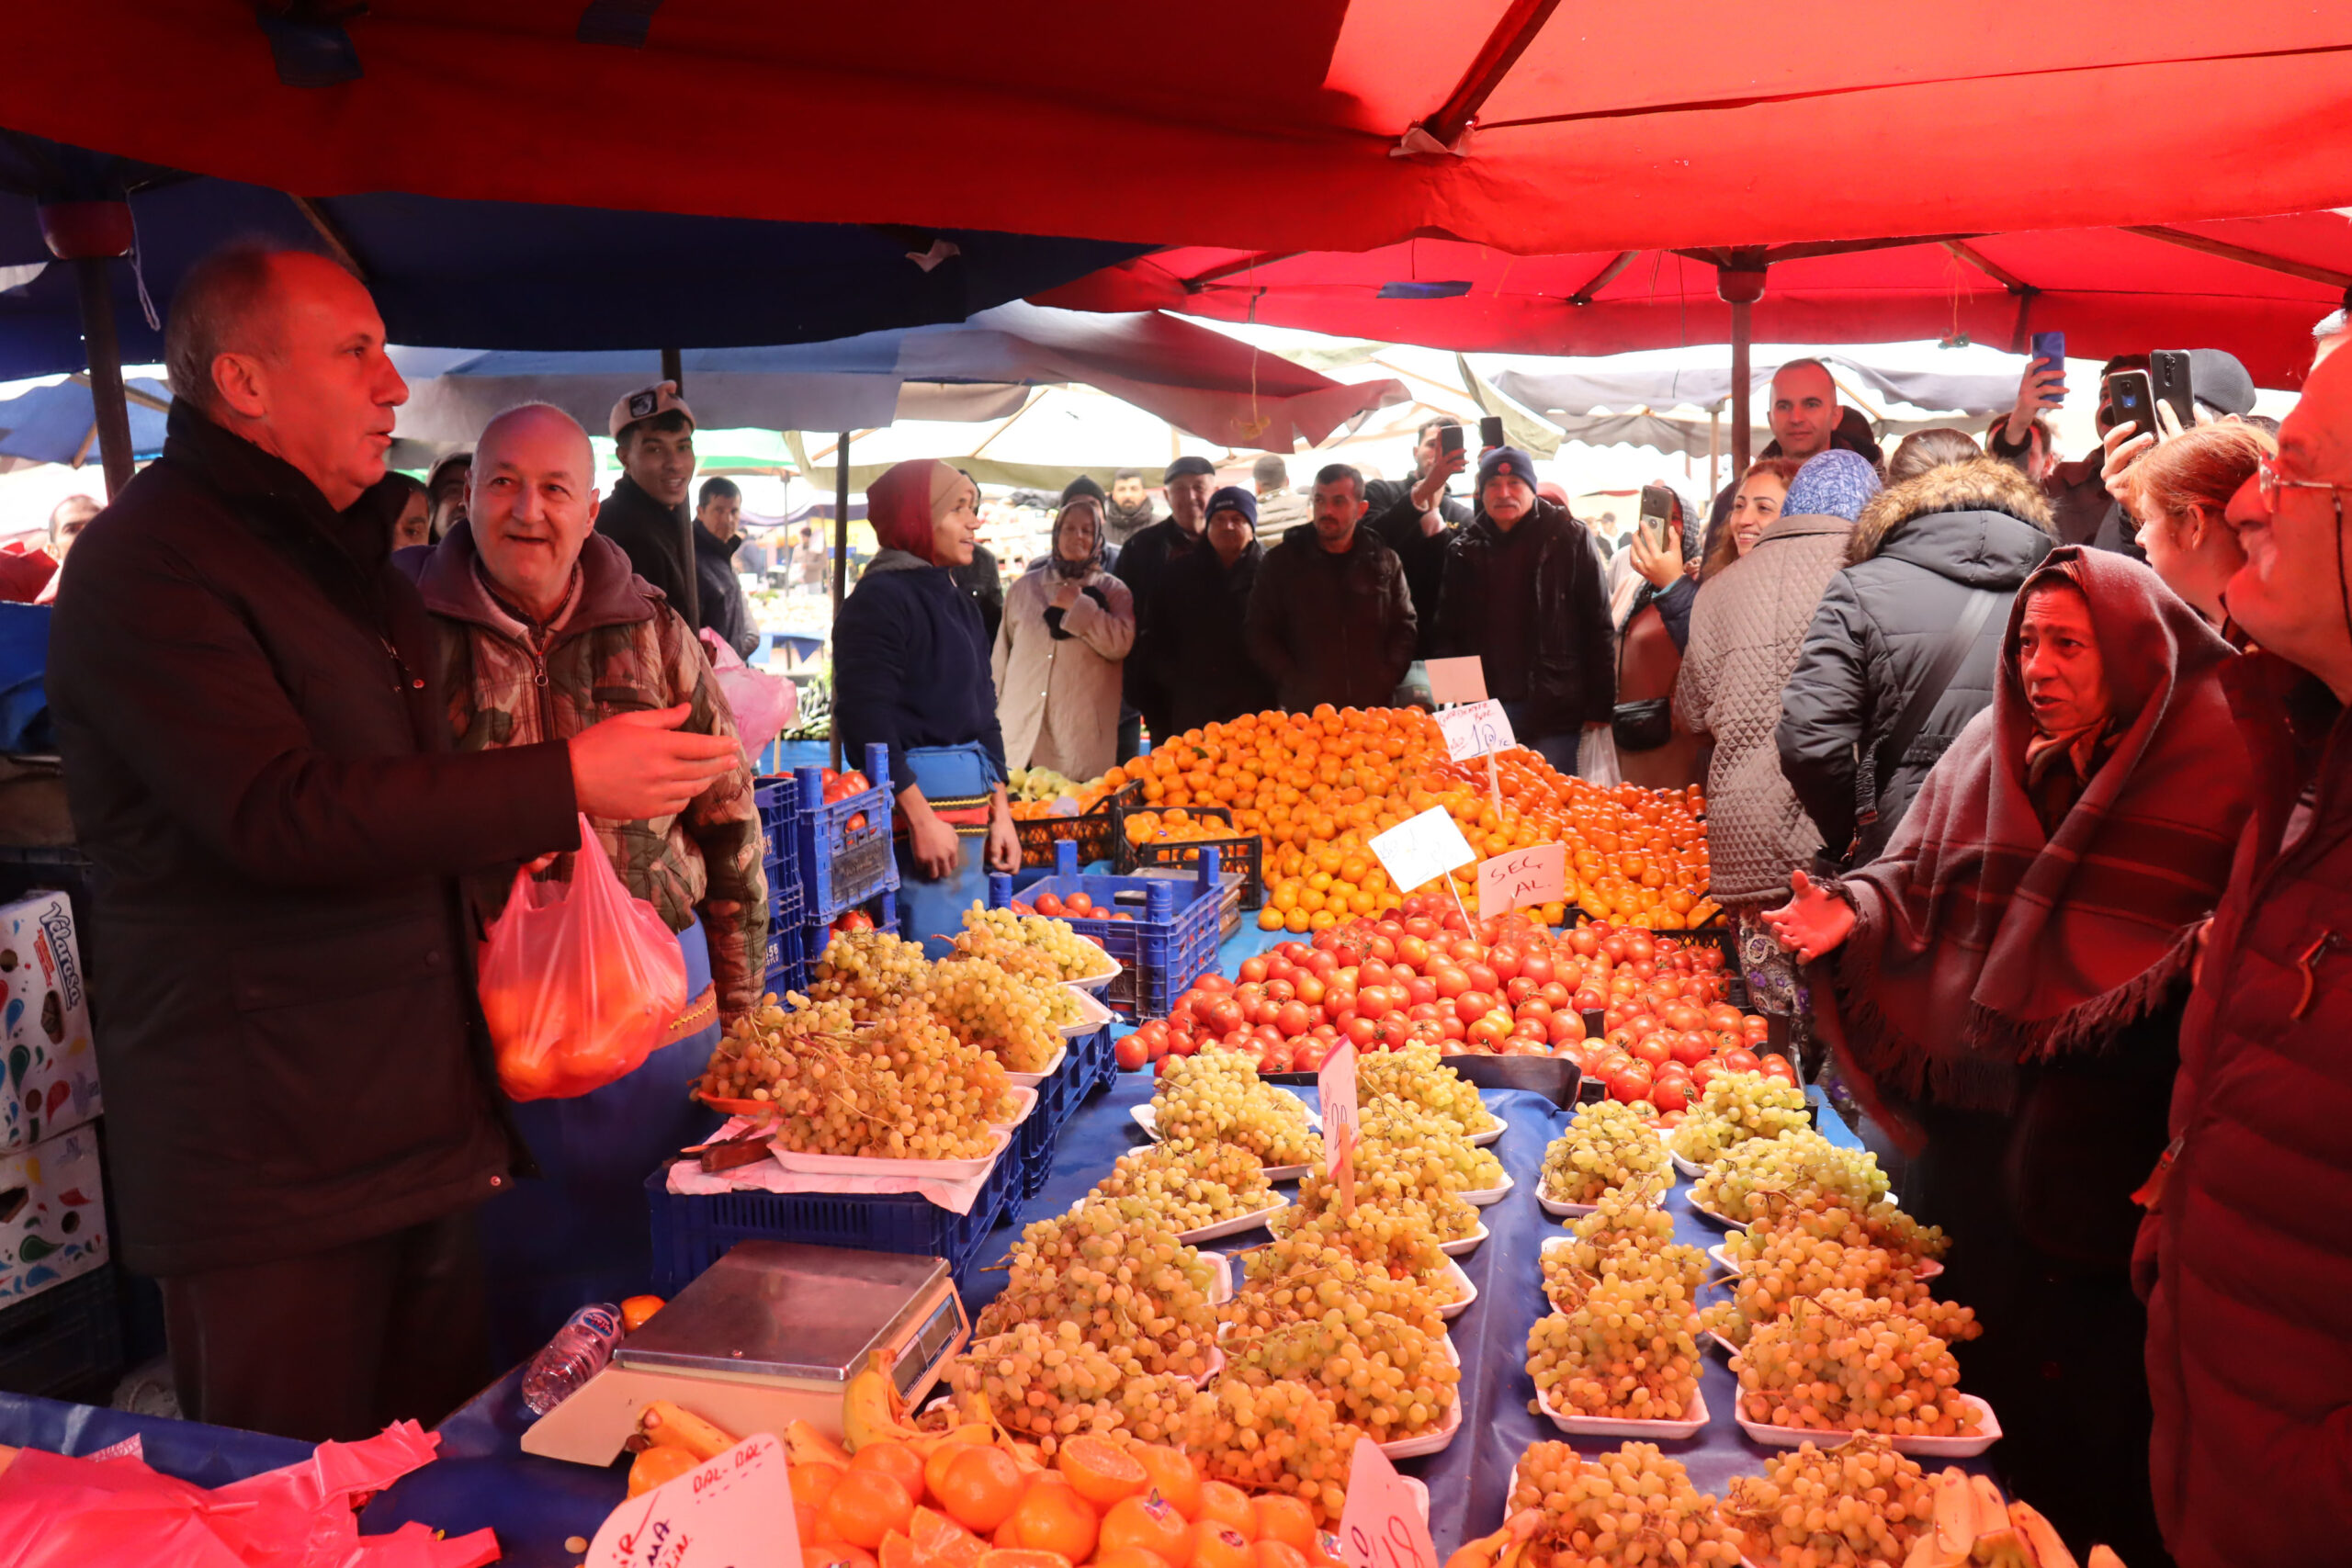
[1770,360,1840,460]
[469,402,603,620]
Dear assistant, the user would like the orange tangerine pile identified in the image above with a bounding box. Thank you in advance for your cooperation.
[1112,706,1709,932]
[1121,809,1237,848]
[797,1432,1340,1568]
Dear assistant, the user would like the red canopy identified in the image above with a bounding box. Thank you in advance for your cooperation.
[1035,217,2352,389]
[4,3,2349,260]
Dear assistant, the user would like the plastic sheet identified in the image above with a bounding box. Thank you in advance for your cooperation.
[700,631,797,767]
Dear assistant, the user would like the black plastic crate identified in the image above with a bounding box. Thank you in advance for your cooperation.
[0,1263,123,1402]
[1122,829,1264,910]
[1014,780,1142,870]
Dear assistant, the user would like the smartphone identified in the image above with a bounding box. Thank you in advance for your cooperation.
[1478,415,1506,449]
[2150,350,2196,431]
[1439,424,1465,457]
[2030,332,2066,403]
[2107,368,2158,437]
[1637,484,1678,553]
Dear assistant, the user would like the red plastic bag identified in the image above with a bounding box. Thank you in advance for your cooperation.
[478,815,688,1101]
[0,1420,501,1568]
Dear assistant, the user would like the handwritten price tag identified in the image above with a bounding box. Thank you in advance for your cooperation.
[1318,1039,1358,1179]
[1337,1438,1437,1568]
[1477,842,1566,921]
[1368,806,1476,895]
[1424,657,1487,705]
[588,1432,802,1568]
[1437,700,1514,762]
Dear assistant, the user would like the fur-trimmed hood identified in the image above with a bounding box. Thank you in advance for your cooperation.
[1849,457,2056,567]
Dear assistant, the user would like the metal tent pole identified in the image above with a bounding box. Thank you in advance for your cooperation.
[831,430,851,772]
[72,257,133,499]
[1716,254,1768,481]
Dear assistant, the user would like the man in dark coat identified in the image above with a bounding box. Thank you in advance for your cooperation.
[1244,464,1416,712]
[1113,455,1215,746]
[599,380,700,626]
[46,247,740,1442]
[2140,344,2352,1568]
[1430,448,1613,774]
[1362,416,1472,658]
[692,476,761,660]
[1148,486,1275,731]
[1776,456,2057,863]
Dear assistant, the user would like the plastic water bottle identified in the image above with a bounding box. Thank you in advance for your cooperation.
[521,1303,623,1416]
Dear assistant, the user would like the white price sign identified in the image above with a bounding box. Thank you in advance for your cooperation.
[1437,700,1514,762]
[588,1433,802,1568]
[1424,657,1487,705]
[1336,1438,1437,1568]
[1367,806,1476,895]
[1318,1039,1358,1178]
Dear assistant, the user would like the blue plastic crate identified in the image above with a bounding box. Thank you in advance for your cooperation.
[989,841,1221,1021]
[646,1139,1023,1294]
[1086,1021,1120,1092]
[762,920,808,999]
[792,744,900,926]
[1016,1026,1104,1199]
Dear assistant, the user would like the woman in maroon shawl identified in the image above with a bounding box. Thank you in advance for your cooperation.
[1766,546,2251,1567]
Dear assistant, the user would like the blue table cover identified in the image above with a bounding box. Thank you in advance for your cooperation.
[0,907,1979,1566]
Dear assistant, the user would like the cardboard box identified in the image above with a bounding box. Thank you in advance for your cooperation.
[0,890,97,1150]
[0,1121,107,1303]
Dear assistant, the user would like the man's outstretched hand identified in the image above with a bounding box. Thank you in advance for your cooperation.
[568,705,740,821]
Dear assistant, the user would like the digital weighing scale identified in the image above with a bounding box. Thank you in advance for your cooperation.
[521,1240,970,1465]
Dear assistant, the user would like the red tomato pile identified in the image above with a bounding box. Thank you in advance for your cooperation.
[1113,896,1792,1112]
[819,767,872,832]
[1008,890,1136,923]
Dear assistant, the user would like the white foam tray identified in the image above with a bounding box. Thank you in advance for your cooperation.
[1535,1377,1711,1439]
[1440,1221,1488,1258]
[1438,1257,1476,1320]
[1131,1092,1320,1179]
[1003,1045,1068,1090]
[1468,1117,1506,1147]
[1461,1169,1514,1207]
[1067,954,1122,993]
[1733,1393,2001,1457]
[1057,984,1114,1039]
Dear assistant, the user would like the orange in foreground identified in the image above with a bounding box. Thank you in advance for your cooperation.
[1058,1435,1151,1509]
[826,1469,917,1550]
[933,1444,1027,1534]
[1099,1492,1191,1563]
[1002,1474,1099,1563]
[1131,1446,1203,1519]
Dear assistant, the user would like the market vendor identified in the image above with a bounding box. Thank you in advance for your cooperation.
[401,401,769,1366]
[833,457,1018,956]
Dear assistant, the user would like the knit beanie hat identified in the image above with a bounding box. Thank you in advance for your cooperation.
[1060,473,1107,507]
[2185,349,2256,416]
[1783,449,1883,522]
[1476,446,1538,493]
[1204,485,1259,529]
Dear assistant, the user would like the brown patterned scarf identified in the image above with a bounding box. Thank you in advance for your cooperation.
[1827,547,2254,1113]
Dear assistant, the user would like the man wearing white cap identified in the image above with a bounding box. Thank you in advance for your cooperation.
[602,380,700,626]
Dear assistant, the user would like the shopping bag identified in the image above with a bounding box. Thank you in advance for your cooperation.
[1577,725,1622,786]
[698,628,797,767]
[477,817,687,1101]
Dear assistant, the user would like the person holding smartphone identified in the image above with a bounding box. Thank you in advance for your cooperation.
[1362,416,1472,656]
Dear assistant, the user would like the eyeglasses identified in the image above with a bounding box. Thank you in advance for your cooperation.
[2256,454,2352,513]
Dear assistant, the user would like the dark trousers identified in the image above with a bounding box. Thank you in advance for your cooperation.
[162,1207,490,1443]
[1116,708,1144,763]
[1496,702,1580,776]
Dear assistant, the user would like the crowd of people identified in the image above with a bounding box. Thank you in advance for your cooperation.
[26,235,2352,1568]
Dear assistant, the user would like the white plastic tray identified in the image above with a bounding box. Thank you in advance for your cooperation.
[770,1121,1011,1180]
[1705,1240,1942,1282]
[1066,953,1122,994]
[1438,1257,1476,1320]
[1003,1044,1069,1090]
[1440,1220,1488,1258]
[1671,1150,1707,1179]
[1132,1095,1321,1180]
[1733,1393,2000,1457]
[1708,1243,1741,1274]
[1057,985,1114,1039]
[1177,1196,1290,1245]
[1539,1189,1600,1218]
[1460,1168,1514,1207]
[1535,1377,1711,1439]
[1688,1194,1742,1228]
[990,1085,1039,1129]
[1200,1249,1234,1305]
[1467,1117,1506,1147]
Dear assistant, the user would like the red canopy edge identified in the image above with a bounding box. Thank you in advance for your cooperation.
[1,5,2348,259]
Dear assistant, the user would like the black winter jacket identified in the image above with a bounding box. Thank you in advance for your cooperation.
[1244,526,1416,712]
[1111,517,1204,729]
[1430,500,1616,733]
[1148,542,1275,731]
[48,403,580,1275]
[1775,457,2057,861]
[1363,474,1469,659]
[598,474,697,627]
[693,523,761,660]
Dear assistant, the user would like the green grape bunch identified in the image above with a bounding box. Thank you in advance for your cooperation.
[974,1206,1218,1379]
[949,1319,1194,1452]
[1079,1138,1274,1233]
[959,903,1113,980]
[1540,1100,1671,1206]
[1733,1289,1983,1438]
[1668,1070,1810,1166]
[1222,1309,1458,1439]
[1356,1043,1498,1134]
[1694,1129,1892,1224]
[1721,1434,1937,1568]
[1151,1053,1323,1168]
[1506,1441,1745,1568]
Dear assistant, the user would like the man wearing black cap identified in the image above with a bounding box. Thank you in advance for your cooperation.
[1114,456,1216,747]
[602,380,701,625]
[1430,448,1613,775]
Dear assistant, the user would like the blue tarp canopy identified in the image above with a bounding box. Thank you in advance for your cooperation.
[0,139,1144,381]
[0,375,168,465]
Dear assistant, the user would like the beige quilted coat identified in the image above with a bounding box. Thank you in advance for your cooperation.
[1673,513,1858,905]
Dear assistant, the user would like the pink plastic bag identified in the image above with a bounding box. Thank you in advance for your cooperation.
[478,815,688,1101]
[0,1421,501,1568]
[698,628,797,767]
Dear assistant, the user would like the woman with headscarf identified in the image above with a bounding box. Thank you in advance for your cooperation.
[1765,547,2252,1566]
[1674,448,1880,1057]
[992,494,1134,780]
[832,458,1018,956]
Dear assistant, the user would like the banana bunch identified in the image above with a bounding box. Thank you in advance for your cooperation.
[1904,1469,2126,1568]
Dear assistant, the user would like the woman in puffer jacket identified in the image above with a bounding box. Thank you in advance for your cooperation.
[1776,438,2059,867]
[1674,449,1880,1056]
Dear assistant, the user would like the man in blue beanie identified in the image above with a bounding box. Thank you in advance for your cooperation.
[1430,446,1615,774]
